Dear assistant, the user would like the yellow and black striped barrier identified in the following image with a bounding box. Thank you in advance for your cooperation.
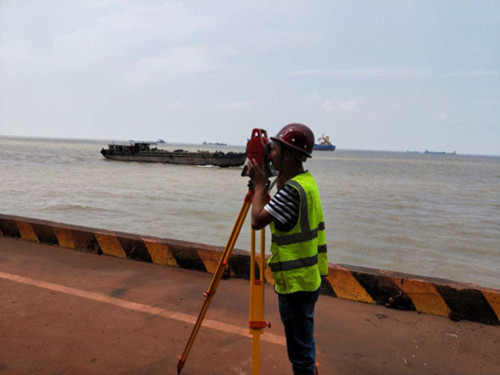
[1,213,498,326]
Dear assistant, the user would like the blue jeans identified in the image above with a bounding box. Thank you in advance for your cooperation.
[278,289,320,375]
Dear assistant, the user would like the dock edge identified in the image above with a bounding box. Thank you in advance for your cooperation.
[1,213,498,326]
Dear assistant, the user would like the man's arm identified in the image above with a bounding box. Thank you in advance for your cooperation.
[251,182,273,230]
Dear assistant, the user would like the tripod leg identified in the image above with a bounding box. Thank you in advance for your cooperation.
[177,195,252,374]
[252,333,261,375]
[249,228,267,375]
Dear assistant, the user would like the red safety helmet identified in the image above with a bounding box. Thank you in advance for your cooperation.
[271,123,315,158]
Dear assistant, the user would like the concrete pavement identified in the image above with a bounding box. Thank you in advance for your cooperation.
[0,236,499,375]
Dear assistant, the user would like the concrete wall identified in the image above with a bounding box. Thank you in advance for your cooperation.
[1,213,498,326]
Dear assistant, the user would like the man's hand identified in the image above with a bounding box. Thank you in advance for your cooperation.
[246,158,268,187]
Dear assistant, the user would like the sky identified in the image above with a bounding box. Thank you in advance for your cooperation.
[1,0,499,155]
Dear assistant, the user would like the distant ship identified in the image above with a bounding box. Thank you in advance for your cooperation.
[314,133,336,151]
[203,141,227,146]
[424,150,456,155]
[101,141,246,167]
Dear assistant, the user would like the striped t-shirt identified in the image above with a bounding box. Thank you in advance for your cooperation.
[264,183,300,232]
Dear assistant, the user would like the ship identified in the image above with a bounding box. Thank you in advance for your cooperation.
[203,141,227,146]
[101,141,246,167]
[424,150,456,155]
[314,133,336,151]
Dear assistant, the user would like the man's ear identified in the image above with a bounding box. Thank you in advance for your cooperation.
[282,148,290,160]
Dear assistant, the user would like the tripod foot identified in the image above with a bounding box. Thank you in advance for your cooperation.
[177,357,185,374]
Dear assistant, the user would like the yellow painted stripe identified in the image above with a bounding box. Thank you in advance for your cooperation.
[16,222,39,243]
[196,249,221,274]
[143,239,178,267]
[0,270,286,347]
[53,227,75,249]
[482,290,500,322]
[327,267,375,304]
[397,278,451,317]
[95,233,126,258]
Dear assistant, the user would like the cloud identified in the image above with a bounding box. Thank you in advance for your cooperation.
[291,68,433,78]
[293,68,499,79]
[446,70,499,77]
[129,45,235,85]
[240,29,324,51]
[1,1,218,70]
[0,38,38,64]
[323,100,363,113]
[166,101,186,110]
[305,92,322,103]
[216,100,254,112]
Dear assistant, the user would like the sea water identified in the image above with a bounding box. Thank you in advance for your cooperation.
[1,136,498,289]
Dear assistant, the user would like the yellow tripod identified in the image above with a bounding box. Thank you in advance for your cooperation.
[177,186,269,374]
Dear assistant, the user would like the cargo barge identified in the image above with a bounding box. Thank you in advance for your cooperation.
[101,142,246,167]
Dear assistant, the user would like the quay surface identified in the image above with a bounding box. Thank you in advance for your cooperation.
[0,236,499,375]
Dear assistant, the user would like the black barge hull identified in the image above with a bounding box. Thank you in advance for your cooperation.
[101,145,246,167]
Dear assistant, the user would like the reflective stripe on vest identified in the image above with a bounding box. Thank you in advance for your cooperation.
[318,244,327,253]
[269,254,318,272]
[272,227,318,245]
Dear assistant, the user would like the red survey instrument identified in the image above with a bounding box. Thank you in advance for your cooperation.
[247,128,270,168]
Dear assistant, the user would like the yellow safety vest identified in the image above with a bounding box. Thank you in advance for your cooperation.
[269,171,328,294]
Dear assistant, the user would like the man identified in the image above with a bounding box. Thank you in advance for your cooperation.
[247,123,328,375]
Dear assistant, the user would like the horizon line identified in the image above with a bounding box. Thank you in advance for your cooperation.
[1,134,498,158]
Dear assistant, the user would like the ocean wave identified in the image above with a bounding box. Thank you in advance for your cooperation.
[44,203,105,212]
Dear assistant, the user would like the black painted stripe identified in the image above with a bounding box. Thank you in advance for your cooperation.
[435,285,499,325]
[117,237,153,263]
[1,218,20,238]
[351,271,416,311]
[32,223,58,245]
[170,245,207,272]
